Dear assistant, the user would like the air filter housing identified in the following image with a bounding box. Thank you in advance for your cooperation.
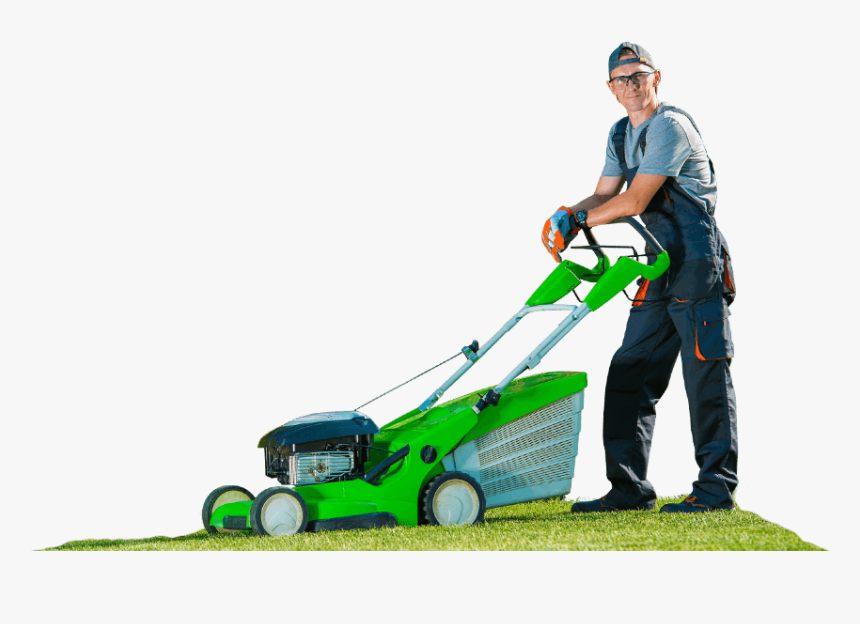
[288,451,355,486]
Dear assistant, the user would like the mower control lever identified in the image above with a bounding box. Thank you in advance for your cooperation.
[364,445,410,486]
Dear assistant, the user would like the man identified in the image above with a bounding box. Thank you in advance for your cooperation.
[541,43,737,513]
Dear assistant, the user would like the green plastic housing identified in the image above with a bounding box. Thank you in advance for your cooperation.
[582,250,669,311]
[526,257,610,306]
[526,250,668,311]
[526,262,582,306]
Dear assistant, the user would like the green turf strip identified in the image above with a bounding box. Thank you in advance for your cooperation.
[45,496,822,551]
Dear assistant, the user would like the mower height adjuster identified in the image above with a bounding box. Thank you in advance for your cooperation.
[461,340,480,362]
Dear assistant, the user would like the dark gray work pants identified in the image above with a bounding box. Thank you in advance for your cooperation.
[602,294,738,510]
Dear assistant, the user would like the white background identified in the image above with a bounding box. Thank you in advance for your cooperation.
[3,1,856,621]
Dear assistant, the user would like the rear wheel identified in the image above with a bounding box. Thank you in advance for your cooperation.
[250,487,309,536]
[422,472,486,526]
[202,485,254,534]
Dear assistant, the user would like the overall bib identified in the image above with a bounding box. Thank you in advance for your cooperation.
[602,106,738,510]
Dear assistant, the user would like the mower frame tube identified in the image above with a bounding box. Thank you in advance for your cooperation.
[418,303,580,412]
[477,305,591,414]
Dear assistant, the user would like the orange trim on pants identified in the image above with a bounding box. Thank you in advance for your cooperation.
[632,279,650,307]
[724,256,735,293]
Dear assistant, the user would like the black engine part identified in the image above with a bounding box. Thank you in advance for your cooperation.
[259,411,380,485]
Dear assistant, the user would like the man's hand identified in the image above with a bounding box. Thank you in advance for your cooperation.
[541,206,580,263]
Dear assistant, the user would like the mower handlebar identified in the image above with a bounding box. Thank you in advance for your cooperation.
[586,215,669,281]
[611,215,664,255]
[569,216,669,311]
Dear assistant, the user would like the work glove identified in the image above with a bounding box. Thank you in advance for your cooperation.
[541,206,579,263]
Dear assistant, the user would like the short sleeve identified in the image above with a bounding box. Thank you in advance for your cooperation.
[601,122,624,178]
[637,116,693,177]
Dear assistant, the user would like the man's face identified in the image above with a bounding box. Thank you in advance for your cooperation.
[607,60,661,113]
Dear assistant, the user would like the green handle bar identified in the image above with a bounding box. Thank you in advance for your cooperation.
[526,216,669,310]
[582,217,668,310]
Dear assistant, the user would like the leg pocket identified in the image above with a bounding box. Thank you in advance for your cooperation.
[693,299,734,360]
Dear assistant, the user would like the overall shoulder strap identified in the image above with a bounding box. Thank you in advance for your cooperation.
[612,117,629,167]
[655,105,716,175]
[655,105,719,216]
[659,105,701,133]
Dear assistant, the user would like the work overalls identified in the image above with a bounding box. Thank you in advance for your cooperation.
[603,106,738,510]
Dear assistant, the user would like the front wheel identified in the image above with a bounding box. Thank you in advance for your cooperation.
[422,472,486,526]
[202,485,254,534]
[250,487,309,536]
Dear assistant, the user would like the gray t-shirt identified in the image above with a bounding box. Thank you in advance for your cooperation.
[601,102,717,214]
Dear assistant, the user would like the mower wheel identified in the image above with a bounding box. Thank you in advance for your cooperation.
[422,472,486,526]
[250,487,309,536]
[202,485,255,534]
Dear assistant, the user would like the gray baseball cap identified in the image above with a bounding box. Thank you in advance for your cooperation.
[608,42,655,77]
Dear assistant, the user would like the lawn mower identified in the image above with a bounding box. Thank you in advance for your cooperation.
[202,217,668,536]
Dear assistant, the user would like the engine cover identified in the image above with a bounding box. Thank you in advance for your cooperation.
[260,411,379,485]
[258,411,379,448]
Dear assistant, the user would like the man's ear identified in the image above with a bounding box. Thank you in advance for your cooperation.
[653,70,661,88]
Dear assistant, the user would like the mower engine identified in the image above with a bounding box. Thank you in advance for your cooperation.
[259,411,380,486]
[288,452,354,486]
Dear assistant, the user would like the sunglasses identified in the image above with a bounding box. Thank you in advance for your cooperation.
[608,70,656,89]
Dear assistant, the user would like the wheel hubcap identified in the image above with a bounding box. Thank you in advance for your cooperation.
[433,479,480,525]
[261,494,304,535]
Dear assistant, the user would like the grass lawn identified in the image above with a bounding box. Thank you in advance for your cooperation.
[45,496,821,551]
